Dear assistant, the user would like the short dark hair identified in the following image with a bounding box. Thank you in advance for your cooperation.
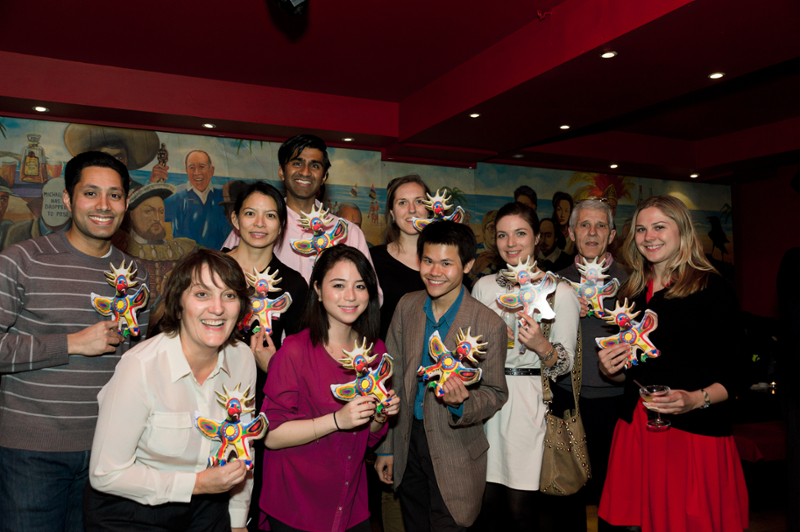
[233,181,288,247]
[184,150,213,168]
[278,134,331,173]
[301,245,380,348]
[496,201,540,236]
[160,249,249,351]
[64,151,131,201]
[417,221,477,268]
[514,185,537,208]
[384,174,431,245]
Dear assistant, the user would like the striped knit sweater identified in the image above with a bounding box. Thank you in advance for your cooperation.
[0,231,150,452]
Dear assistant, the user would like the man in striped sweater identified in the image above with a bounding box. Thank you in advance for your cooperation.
[0,151,150,532]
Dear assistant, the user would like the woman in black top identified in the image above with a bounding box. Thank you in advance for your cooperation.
[369,175,429,340]
[225,181,307,531]
[597,196,748,532]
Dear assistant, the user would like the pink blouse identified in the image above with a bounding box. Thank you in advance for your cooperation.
[259,329,388,532]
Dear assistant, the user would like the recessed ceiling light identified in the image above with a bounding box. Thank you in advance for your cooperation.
[469,113,480,118]
[342,137,354,142]
[33,106,49,113]
[601,51,617,59]
[512,154,524,159]
[202,123,216,129]
[708,72,725,79]
[609,164,618,169]
[690,174,699,178]
[560,125,570,130]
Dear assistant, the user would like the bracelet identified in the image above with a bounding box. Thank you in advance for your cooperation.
[373,413,388,424]
[333,411,341,431]
[700,389,711,409]
[538,343,558,363]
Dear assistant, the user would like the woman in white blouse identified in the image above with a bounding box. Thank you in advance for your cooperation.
[84,250,257,532]
[471,201,580,531]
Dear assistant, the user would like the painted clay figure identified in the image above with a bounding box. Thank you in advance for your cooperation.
[331,338,394,414]
[289,204,348,261]
[417,328,485,398]
[595,298,660,369]
[566,256,620,318]
[240,267,292,335]
[411,189,466,231]
[90,260,150,338]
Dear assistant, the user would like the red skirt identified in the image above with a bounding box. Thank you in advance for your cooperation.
[598,403,749,532]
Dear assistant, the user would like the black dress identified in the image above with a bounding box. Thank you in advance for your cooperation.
[369,244,426,341]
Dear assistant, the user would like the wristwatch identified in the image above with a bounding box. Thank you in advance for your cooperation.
[700,388,711,409]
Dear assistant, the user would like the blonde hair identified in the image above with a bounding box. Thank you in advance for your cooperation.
[618,195,718,301]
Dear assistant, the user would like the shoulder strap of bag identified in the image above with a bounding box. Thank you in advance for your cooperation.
[540,280,583,411]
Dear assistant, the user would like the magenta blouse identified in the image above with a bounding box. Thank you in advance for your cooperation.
[259,329,389,532]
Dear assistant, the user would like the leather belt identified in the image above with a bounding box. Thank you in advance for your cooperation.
[505,368,541,376]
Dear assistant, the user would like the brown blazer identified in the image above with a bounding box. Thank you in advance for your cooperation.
[377,288,508,527]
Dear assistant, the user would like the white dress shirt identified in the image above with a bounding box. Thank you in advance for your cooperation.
[89,333,257,528]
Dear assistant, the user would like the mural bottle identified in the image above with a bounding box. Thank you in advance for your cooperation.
[19,133,47,184]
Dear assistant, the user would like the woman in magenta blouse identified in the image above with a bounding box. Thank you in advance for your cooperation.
[259,245,400,532]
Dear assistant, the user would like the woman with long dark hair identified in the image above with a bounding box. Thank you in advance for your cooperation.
[259,245,400,532]
[598,196,748,531]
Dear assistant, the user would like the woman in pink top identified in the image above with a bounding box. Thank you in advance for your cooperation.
[260,245,400,532]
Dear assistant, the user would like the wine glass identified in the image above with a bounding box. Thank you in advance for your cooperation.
[639,385,671,430]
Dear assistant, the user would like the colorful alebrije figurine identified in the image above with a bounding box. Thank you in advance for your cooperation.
[410,189,467,231]
[496,256,558,323]
[595,298,660,369]
[240,267,292,335]
[90,260,150,338]
[566,256,620,318]
[331,338,394,414]
[195,383,268,470]
[289,204,348,261]
[417,328,485,398]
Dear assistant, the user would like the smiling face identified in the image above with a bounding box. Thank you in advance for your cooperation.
[314,259,370,330]
[419,243,472,305]
[495,214,538,266]
[232,192,281,251]
[279,147,328,203]
[185,151,214,193]
[391,182,428,235]
[634,206,680,268]
[178,265,241,357]
[129,195,166,242]
[63,166,128,250]
[569,207,616,260]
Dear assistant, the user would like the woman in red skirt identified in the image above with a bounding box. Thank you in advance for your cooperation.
[597,196,748,532]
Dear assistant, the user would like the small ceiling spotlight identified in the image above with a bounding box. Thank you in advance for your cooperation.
[202,123,216,129]
[469,113,481,118]
[33,106,49,113]
[512,154,525,159]
[600,51,618,59]
[560,125,571,130]
[342,137,354,142]
[690,174,699,178]
[708,72,725,79]
[609,164,618,169]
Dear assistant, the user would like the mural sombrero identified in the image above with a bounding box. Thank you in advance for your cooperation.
[63,124,160,171]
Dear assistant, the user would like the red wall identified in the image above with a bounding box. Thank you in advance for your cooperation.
[734,165,800,319]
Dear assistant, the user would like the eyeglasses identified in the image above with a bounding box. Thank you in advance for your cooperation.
[575,196,610,205]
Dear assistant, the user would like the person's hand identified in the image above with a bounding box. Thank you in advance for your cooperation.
[374,390,400,422]
[375,455,394,485]
[577,296,591,318]
[193,460,247,495]
[598,343,631,376]
[67,321,121,356]
[516,312,546,352]
[506,324,514,341]
[337,396,377,430]
[250,329,276,372]
[441,377,469,407]
[646,389,702,415]
[148,165,169,183]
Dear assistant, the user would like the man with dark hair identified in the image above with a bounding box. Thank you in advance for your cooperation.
[163,149,228,249]
[0,151,149,532]
[375,221,508,531]
[537,217,572,272]
[513,185,537,212]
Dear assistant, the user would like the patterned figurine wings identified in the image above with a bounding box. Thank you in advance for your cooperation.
[289,204,348,259]
[330,338,395,414]
[566,256,620,318]
[417,329,483,398]
[595,298,660,369]
[240,267,292,335]
[195,383,268,470]
[410,189,467,231]
[90,260,150,338]
[495,257,558,322]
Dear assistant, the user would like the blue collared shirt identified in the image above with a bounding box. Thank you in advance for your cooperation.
[414,285,466,420]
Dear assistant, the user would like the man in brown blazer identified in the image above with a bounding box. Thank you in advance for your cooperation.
[375,221,508,531]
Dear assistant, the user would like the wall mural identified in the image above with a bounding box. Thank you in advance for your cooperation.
[0,117,734,321]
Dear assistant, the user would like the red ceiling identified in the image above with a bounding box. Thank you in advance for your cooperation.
[0,0,798,184]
